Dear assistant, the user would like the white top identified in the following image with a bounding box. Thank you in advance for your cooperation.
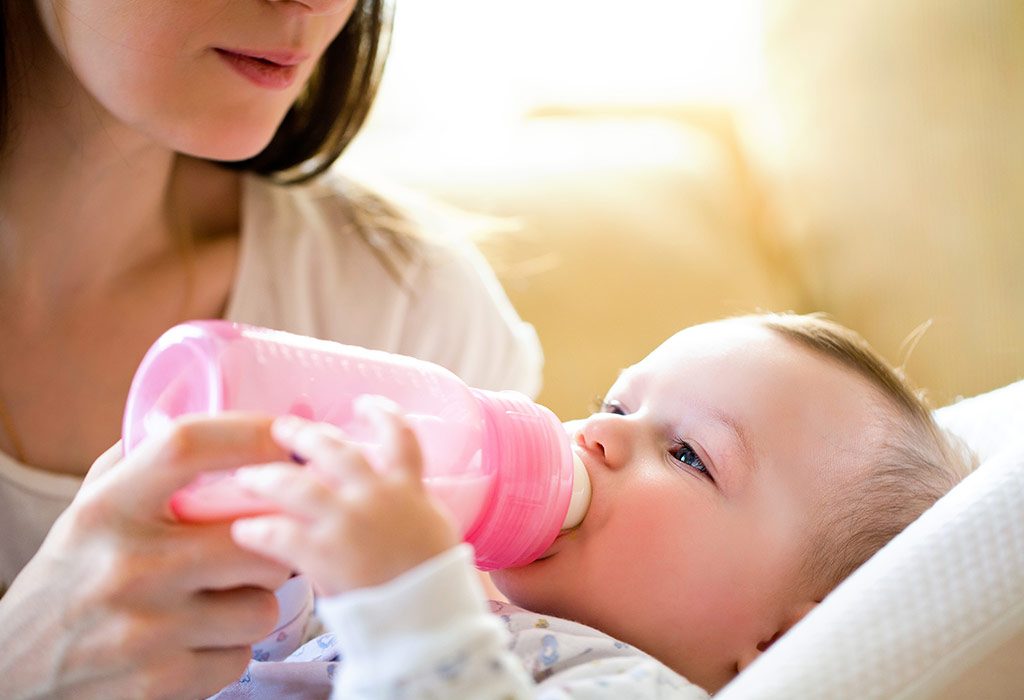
[0,173,543,589]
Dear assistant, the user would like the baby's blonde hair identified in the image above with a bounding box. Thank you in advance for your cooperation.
[755,313,975,594]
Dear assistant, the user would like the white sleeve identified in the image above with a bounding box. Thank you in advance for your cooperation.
[315,545,708,699]
[316,544,533,698]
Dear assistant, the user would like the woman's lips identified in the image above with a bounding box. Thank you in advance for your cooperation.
[214,48,305,90]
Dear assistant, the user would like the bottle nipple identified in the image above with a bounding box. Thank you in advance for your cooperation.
[561,452,591,530]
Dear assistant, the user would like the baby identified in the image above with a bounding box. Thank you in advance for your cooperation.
[215,313,973,698]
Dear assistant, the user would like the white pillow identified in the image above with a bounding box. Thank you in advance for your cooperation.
[934,380,1023,463]
[716,381,1024,699]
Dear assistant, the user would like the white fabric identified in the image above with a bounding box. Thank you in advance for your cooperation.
[932,380,1023,463]
[716,380,1024,699]
[320,545,525,697]
[0,461,80,593]
[0,172,543,589]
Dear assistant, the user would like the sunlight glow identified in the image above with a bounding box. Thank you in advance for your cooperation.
[365,0,765,130]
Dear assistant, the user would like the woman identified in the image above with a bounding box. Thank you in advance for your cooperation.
[0,1,541,696]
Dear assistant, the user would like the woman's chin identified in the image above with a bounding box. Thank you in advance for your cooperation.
[165,124,282,164]
[183,138,274,164]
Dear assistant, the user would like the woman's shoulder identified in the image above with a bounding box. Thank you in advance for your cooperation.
[232,172,543,396]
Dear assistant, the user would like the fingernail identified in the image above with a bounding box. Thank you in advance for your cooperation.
[233,466,270,485]
[273,414,304,440]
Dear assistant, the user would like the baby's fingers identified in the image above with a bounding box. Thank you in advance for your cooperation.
[231,515,307,569]
[355,395,425,484]
[271,416,373,484]
[233,464,337,521]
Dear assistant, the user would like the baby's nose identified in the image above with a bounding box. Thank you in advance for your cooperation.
[577,414,632,470]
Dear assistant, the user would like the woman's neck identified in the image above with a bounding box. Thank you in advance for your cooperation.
[3,127,178,297]
[0,3,231,321]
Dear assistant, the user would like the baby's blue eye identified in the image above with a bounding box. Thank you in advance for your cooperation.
[671,440,710,477]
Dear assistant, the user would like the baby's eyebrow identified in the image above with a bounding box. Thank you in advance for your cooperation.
[613,367,756,471]
[702,405,756,475]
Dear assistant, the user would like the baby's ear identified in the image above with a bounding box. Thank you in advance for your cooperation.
[736,600,818,673]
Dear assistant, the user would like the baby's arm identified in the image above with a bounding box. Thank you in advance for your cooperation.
[229,407,707,698]
[228,405,537,695]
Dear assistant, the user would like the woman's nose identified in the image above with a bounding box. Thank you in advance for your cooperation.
[577,413,632,470]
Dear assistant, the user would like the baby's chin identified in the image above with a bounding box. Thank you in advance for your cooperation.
[490,559,579,620]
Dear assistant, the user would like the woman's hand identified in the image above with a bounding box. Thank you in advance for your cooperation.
[230,401,460,598]
[0,414,295,700]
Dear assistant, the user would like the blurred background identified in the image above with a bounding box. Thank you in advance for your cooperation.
[339,0,1023,418]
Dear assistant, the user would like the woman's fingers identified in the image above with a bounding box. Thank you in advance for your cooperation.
[96,413,289,522]
[167,522,294,593]
[121,587,280,652]
[1,414,315,700]
[183,647,256,699]
[130,647,256,700]
[182,587,282,649]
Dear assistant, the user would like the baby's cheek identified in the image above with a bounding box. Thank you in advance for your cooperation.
[616,492,746,600]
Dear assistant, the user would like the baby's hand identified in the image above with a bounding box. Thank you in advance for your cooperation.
[229,401,460,597]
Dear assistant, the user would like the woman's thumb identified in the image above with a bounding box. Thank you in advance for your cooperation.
[81,440,124,489]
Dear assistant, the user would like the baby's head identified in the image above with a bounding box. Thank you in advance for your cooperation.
[491,313,972,692]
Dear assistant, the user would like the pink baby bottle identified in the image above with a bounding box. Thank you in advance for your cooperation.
[122,320,591,571]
